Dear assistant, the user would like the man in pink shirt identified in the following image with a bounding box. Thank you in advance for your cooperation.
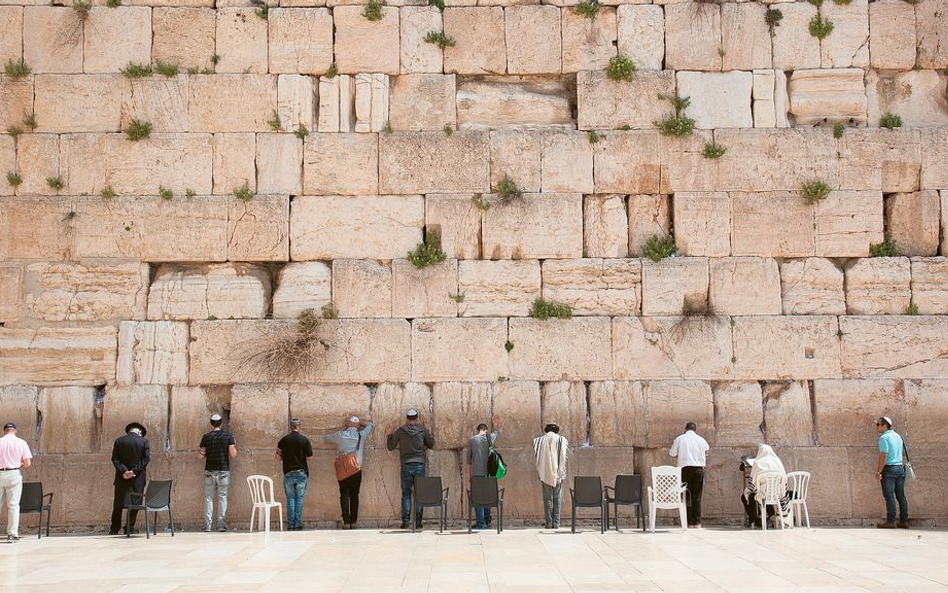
[0,422,33,543]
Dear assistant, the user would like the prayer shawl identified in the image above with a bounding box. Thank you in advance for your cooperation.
[534,432,568,488]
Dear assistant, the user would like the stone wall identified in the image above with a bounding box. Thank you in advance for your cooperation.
[1,0,947,529]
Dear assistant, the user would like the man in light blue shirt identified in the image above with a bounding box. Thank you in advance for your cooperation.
[874,416,908,529]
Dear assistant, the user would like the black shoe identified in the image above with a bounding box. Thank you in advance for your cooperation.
[415,523,423,531]
[108,530,119,535]
[877,522,896,529]
[897,521,910,529]
[400,522,410,529]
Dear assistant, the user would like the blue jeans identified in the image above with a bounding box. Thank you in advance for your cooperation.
[881,465,908,524]
[473,475,492,528]
[203,470,230,530]
[283,470,308,529]
[400,462,425,525]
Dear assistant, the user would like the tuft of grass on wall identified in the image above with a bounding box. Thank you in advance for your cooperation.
[423,31,456,49]
[124,118,152,141]
[528,298,573,320]
[573,0,600,19]
[879,112,903,129]
[654,93,695,137]
[233,181,255,202]
[800,179,831,204]
[643,234,677,262]
[702,142,726,159]
[363,0,384,21]
[869,235,899,257]
[606,55,636,82]
[121,62,153,78]
[407,230,447,269]
[4,58,30,80]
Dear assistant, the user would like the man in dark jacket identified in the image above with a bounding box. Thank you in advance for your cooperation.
[386,408,435,529]
[109,422,150,535]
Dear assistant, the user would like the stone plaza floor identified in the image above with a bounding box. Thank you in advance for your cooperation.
[1,525,946,593]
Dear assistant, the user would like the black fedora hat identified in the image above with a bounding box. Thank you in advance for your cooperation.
[125,422,147,437]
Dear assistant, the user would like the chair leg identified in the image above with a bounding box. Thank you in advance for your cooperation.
[571,503,576,534]
[679,505,687,532]
[601,503,606,534]
[249,507,256,533]
[803,503,810,529]
[169,509,175,536]
[648,504,656,533]
[279,506,284,531]
[144,509,150,540]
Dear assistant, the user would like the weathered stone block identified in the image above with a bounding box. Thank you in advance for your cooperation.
[120,76,189,133]
[101,385,169,451]
[0,77,32,134]
[709,257,781,316]
[588,381,646,447]
[117,321,189,386]
[482,193,583,259]
[713,382,763,447]
[820,0,869,68]
[0,328,117,386]
[227,195,290,262]
[169,386,216,452]
[613,316,733,381]
[840,316,948,379]
[664,3,721,71]
[288,384,370,451]
[458,260,540,317]
[779,258,845,315]
[616,5,663,70]
[189,74,277,132]
[716,129,838,191]
[584,195,628,259]
[230,384,289,450]
[916,0,948,68]
[270,262,331,319]
[354,72,389,133]
[379,131,490,193]
[645,380,714,448]
[148,263,270,321]
[772,3,821,70]
[0,386,37,445]
[904,380,948,446]
[886,191,941,256]
[424,194,481,260]
[0,197,75,262]
[83,7,151,73]
[153,8,216,71]
[0,136,14,197]
[106,131,210,190]
[15,134,59,196]
[334,5,400,74]
[539,132,593,193]
[489,130,542,193]
[838,128,921,193]
[392,259,458,318]
[661,131,719,193]
[676,71,753,129]
[721,2,771,70]
[303,133,378,195]
[23,262,148,324]
[911,258,948,314]
[278,74,317,133]
[369,383,431,449]
[411,318,508,381]
[0,7,22,67]
[268,8,332,74]
[921,129,948,190]
[0,263,20,322]
[38,387,97,454]
[443,7,506,75]
[255,133,302,195]
[562,6,616,72]
[730,191,814,257]
[672,192,731,257]
[542,259,641,316]
[317,74,356,133]
[400,6,442,74]
[733,316,841,380]
[593,131,663,193]
[867,0,915,69]
[216,8,268,73]
[332,259,392,318]
[762,381,813,446]
[491,381,540,447]
[867,70,948,128]
[627,195,669,257]
[845,258,911,315]
[576,70,674,130]
[432,382,492,450]
[539,381,586,447]
[58,133,106,195]
[641,257,708,316]
[815,190,884,257]
[787,447,853,519]
[814,379,903,446]
[389,74,456,131]
[509,318,611,381]
[290,195,424,260]
[457,81,572,129]
[506,5,561,74]
[213,133,256,195]
[23,7,83,73]
[788,69,869,125]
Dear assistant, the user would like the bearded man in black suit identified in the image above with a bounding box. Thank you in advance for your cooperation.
[109,422,150,535]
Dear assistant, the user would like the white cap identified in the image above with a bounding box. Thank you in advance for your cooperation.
[881,416,893,427]
[349,416,360,423]
[406,408,419,418]
[210,413,222,422]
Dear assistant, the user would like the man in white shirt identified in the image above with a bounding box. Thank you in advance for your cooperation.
[669,422,709,528]
[0,422,33,542]
[534,423,568,529]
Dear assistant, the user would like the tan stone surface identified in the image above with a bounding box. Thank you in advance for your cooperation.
[867,0,915,69]
[37,387,97,454]
[867,70,948,128]
[709,257,781,316]
[278,74,317,132]
[540,132,593,194]
[786,446,853,519]
[661,131,718,193]
[820,0,869,68]
[489,130,542,193]
[290,195,424,260]
[169,386,215,452]
[616,5,663,70]
[542,259,641,316]
[189,75,277,132]
[886,191,941,257]
[838,128,921,193]
[153,8,216,71]
[730,191,814,257]
[148,263,270,321]
[672,192,731,257]
[713,382,763,447]
[627,195,669,257]
[0,263,20,322]
[540,381,586,447]
[230,383,290,450]
[815,190,884,257]
[762,381,813,446]
[456,80,571,129]
[641,258,708,316]
[676,71,753,129]
[721,2,771,70]
[22,261,148,324]
[379,131,490,194]
[576,70,675,131]
[733,316,841,380]
[303,134,379,195]
[369,382,431,449]
[412,318,508,382]
[613,316,733,381]
[911,258,948,315]
[588,381,646,448]
[593,131,663,193]
[432,382,492,450]
[664,3,720,71]
[788,69,868,125]
[779,258,845,315]
[120,76,189,133]
[101,385,169,450]
[58,133,104,195]
[0,197,76,262]
[288,384,371,450]
[645,380,714,448]
[254,133,300,195]
[813,379,903,446]
[0,7,21,67]
[271,262,331,319]
[101,133,212,195]
[317,74,356,133]
[82,7,151,73]
[15,134,60,196]
[482,193,583,260]
[0,136,13,197]
[584,195,628,259]
[389,74,457,131]
[509,318,611,381]
[491,381,540,447]
[23,7,83,73]
[392,259,458,319]
[716,129,838,192]
[904,380,948,446]
[425,194,482,260]
[845,258,911,315]
[0,386,38,445]
[332,259,392,318]
[334,5,400,74]
[216,8,268,73]
[562,6,616,72]
[840,316,948,379]
[354,72,389,134]
[117,321,189,386]
[227,195,291,262]
[0,327,117,386]
[213,133,256,195]
[268,8,332,74]
[400,6,442,74]
[506,6,561,74]
[916,0,948,68]
[458,260,540,317]
[443,7,506,75]
[921,129,948,190]
[771,2,820,70]
[0,77,32,134]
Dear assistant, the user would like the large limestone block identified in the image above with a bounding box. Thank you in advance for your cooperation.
[838,128,921,193]
[779,258,845,315]
[216,8,268,74]
[540,382,587,446]
[101,385,169,451]
[288,384,371,450]
[226,195,290,262]
[369,383,432,449]
[904,380,948,446]
[868,0,916,69]
[268,8,332,74]
[153,8,216,71]
[645,380,714,448]
[148,263,270,321]
[762,381,813,446]
[334,5,400,74]
[815,190,884,257]
[354,72,389,133]
[278,74,317,132]
[506,5,561,74]
[576,70,674,130]
[840,316,948,379]
[271,262,331,319]
[732,316,841,380]
[731,191,814,257]
[170,386,216,452]
[0,77,32,134]
[456,81,572,129]
[489,381,540,447]
[0,328,117,386]
[33,75,124,132]
[613,316,734,381]
[886,191,941,256]
[584,195,628,259]
[641,257,708,316]
[256,133,302,195]
[482,194,583,259]
[701,446,751,520]
[721,3,771,70]
[772,3,821,70]
[189,75,277,132]
[37,387,97,454]
[709,258,781,316]
[820,0,869,68]
[921,129,948,190]
[627,195,670,257]
[117,321,189,386]
[432,382,492,450]
[102,133,213,194]
[59,133,108,195]
[490,130,542,194]
[616,5,663,70]
[487,447,542,519]
[0,386,38,445]
[672,192,730,257]
[562,6,616,72]
[230,384,289,450]
[23,7,83,73]
[290,195,424,260]
[332,259,392,318]
[676,71,753,129]
[845,258,912,315]
[392,259,459,318]
[443,7,506,75]
[568,446,638,497]
[425,194,481,260]
[788,69,869,125]
[213,133,256,195]
[400,6,442,74]
[713,382,763,447]
[588,381,646,447]
[23,262,148,324]
[0,197,76,262]
[917,0,948,68]
[15,134,59,197]
[540,132,593,193]
[189,319,411,384]
[716,129,838,191]
[303,133,378,195]
[82,7,151,73]
[814,379,903,446]
[664,3,721,71]
[542,259,641,316]
[0,263,19,322]
[458,260,540,317]
[379,131,490,193]
[120,76,190,133]
[317,74,356,133]
[911,258,948,314]
[509,318,612,381]
[411,318,508,381]
[0,7,22,66]
[867,70,948,128]
[389,74,457,131]
[593,131,663,193]
[786,447,854,519]
[663,129,719,194]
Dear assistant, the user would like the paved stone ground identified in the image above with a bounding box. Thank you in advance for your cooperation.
[1,525,946,593]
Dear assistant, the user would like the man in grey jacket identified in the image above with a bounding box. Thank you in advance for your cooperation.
[467,423,498,529]
[324,415,372,529]
[386,408,435,529]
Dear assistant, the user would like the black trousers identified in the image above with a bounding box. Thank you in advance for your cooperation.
[681,466,705,526]
[110,476,145,533]
[338,471,363,524]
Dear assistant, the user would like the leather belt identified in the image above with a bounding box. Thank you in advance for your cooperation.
[0,468,19,471]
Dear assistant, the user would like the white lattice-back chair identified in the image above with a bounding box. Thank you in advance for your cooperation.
[647,466,687,532]
[785,471,811,528]
[754,471,788,531]
[247,475,283,533]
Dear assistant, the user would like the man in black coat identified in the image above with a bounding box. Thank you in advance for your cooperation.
[109,422,150,535]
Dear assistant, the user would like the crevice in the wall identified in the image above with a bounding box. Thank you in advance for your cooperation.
[757,380,768,441]
[807,379,818,446]
[94,384,106,450]
[33,406,43,454]
[583,381,591,447]
[165,386,173,453]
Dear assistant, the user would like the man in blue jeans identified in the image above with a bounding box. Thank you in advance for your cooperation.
[875,416,909,529]
[386,408,435,529]
[277,418,313,531]
[199,413,237,532]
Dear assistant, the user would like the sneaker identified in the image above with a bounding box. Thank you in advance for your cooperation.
[897,521,910,529]
[400,522,410,529]
[7,535,19,543]
[877,522,896,529]
[218,526,227,532]
[552,523,559,529]
[108,530,120,536]
[415,523,424,531]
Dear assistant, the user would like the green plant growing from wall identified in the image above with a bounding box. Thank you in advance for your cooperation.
[573,0,600,19]
[606,55,636,82]
[326,63,338,79]
[494,173,522,204]
[185,188,196,198]
[159,186,173,200]
[73,0,91,17]
[294,124,310,140]
[107,0,122,7]
[267,110,283,132]
[702,142,726,159]
[504,340,514,352]
[424,31,456,49]
[869,235,899,257]
[121,62,153,78]
[23,113,37,131]
[407,230,447,269]
[255,4,269,19]
[154,60,179,77]
[124,118,152,141]
[587,129,600,144]
[383,121,393,134]
[449,293,466,304]
[471,193,490,211]
[643,234,677,261]
[6,171,22,188]
[833,122,845,138]
[210,54,221,66]
[6,126,22,137]
[321,302,338,319]
[429,0,445,10]
[363,0,383,22]
[100,185,115,199]
[4,59,31,80]
[879,112,903,129]
[800,179,831,204]
[808,0,834,40]
[905,301,919,315]
[233,181,255,202]
[765,8,783,36]
[239,308,330,381]
[654,94,695,137]
[529,298,573,320]
[443,125,453,136]
[46,176,65,192]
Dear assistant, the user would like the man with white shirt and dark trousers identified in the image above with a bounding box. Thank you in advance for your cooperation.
[669,422,710,528]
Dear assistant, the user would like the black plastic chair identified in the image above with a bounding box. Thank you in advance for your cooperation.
[467,476,504,534]
[125,480,174,539]
[570,476,606,534]
[19,482,53,539]
[605,474,644,531]
[412,476,448,533]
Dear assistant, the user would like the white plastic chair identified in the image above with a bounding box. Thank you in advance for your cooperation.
[247,475,283,533]
[785,471,811,528]
[647,466,688,532]
[754,471,788,531]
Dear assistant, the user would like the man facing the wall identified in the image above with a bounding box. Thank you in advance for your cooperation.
[200,413,237,532]
[109,422,149,535]
[386,408,435,529]
[0,422,33,542]
[669,421,710,528]
[277,418,313,531]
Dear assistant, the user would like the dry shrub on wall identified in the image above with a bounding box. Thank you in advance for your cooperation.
[236,310,330,381]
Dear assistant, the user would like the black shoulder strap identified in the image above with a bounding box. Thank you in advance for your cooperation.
[902,438,910,463]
